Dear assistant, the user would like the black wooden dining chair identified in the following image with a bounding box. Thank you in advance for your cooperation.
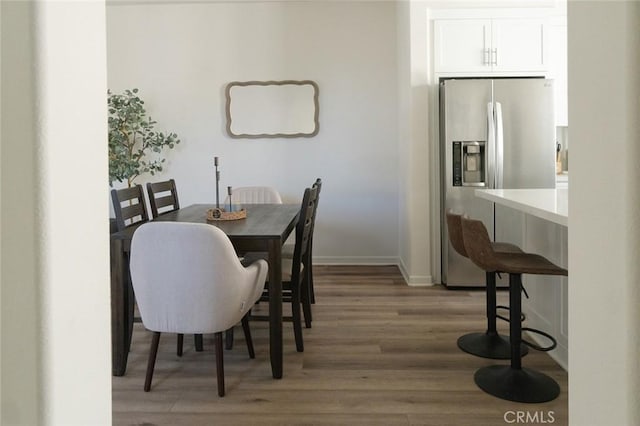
[111,185,150,232]
[283,178,322,308]
[146,179,180,219]
[305,178,322,305]
[243,185,319,352]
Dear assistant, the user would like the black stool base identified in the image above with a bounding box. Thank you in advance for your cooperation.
[457,332,528,360]
[474,365,560,403]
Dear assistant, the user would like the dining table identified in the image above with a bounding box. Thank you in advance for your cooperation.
[110,203,300,379]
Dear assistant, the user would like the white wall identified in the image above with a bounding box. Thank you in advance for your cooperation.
[2,2,40,422]
[107,1,407,268]
[1,1,112,424]
[396,1,433,285]
[568,1,640,424]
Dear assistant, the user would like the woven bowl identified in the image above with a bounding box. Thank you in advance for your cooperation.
[206,207,247,221]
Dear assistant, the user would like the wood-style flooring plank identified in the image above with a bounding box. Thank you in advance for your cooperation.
[113,265,567,426]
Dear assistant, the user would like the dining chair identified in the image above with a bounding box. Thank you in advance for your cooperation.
[113,182,203,352]
[146,178,180,218]
[223,186,283,205]
[111,184,150,232]
[283,178,322,308]
[129,221,268,397]
[222,185,282,350]
[245,185,319,352]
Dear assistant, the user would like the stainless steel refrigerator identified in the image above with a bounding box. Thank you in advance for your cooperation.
[440,78,556,287]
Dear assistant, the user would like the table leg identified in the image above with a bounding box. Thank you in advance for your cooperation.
[267,239,283,379]
[110,237,133,376]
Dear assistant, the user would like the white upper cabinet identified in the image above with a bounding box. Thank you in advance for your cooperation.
[546,18,568,126]
[434,18,547,75]
[491,19,546,72]
[434,19,491,74]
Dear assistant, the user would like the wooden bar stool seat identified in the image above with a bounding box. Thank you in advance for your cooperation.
[461,216,567,403]
[446,212,528,360]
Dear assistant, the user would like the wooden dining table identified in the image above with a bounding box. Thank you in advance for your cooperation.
[110,203,300,379]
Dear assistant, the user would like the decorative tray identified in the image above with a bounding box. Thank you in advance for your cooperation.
[206,207,247,221]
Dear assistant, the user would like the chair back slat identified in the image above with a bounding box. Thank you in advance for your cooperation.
[154,195,177,210]
[120,204,147,223]
[460,216,497,272]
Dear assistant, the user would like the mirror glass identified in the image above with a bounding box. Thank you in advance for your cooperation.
[225,80,319,139]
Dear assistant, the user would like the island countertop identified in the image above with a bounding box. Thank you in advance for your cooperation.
[475,188,568,227]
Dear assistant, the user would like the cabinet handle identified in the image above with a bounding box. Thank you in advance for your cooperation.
[483,48,490,66]
[492,48,498,66]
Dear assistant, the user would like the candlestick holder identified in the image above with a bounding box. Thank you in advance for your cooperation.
[214,156,220,209]
[207,158,246,221]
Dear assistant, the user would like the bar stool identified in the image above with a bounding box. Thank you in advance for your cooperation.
[446,212,528,360]
[461,216,567,403]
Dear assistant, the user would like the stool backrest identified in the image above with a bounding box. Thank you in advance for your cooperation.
[460,216,498,272]
[446,211,467,258]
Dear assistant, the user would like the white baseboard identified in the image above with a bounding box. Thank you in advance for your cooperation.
[314,256,399,265]
[314,256,434,287]
[398,258,434,287]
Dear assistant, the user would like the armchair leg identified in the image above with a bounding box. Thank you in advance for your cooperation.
[241,313,255,359]
[177,334,184,357]
[214,332,225,397]
[194,334,203,352]
[225,328,234,350]
[144,332,161,392]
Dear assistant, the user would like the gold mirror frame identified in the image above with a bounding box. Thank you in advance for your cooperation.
[225,80,319,139]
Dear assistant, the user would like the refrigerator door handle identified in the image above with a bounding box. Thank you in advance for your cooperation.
[486,102,496,188]
[495,102,504,189]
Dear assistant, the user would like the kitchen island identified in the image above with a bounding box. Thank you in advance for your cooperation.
[476,188,568,370]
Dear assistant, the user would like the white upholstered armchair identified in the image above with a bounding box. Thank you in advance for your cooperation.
[129,222,268,396]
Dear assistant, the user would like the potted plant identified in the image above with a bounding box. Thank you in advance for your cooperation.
[108,88,180,187]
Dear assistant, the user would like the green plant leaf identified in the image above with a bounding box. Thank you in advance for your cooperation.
[107,88,181,186]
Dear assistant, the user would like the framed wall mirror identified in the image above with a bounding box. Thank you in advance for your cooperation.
[225,80,319,139]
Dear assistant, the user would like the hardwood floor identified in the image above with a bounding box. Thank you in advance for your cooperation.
[113,265,568,425]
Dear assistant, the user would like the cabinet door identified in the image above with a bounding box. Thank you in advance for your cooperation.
[491,19,546,72]
[547,21,568,126]
[434,19,491,73]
